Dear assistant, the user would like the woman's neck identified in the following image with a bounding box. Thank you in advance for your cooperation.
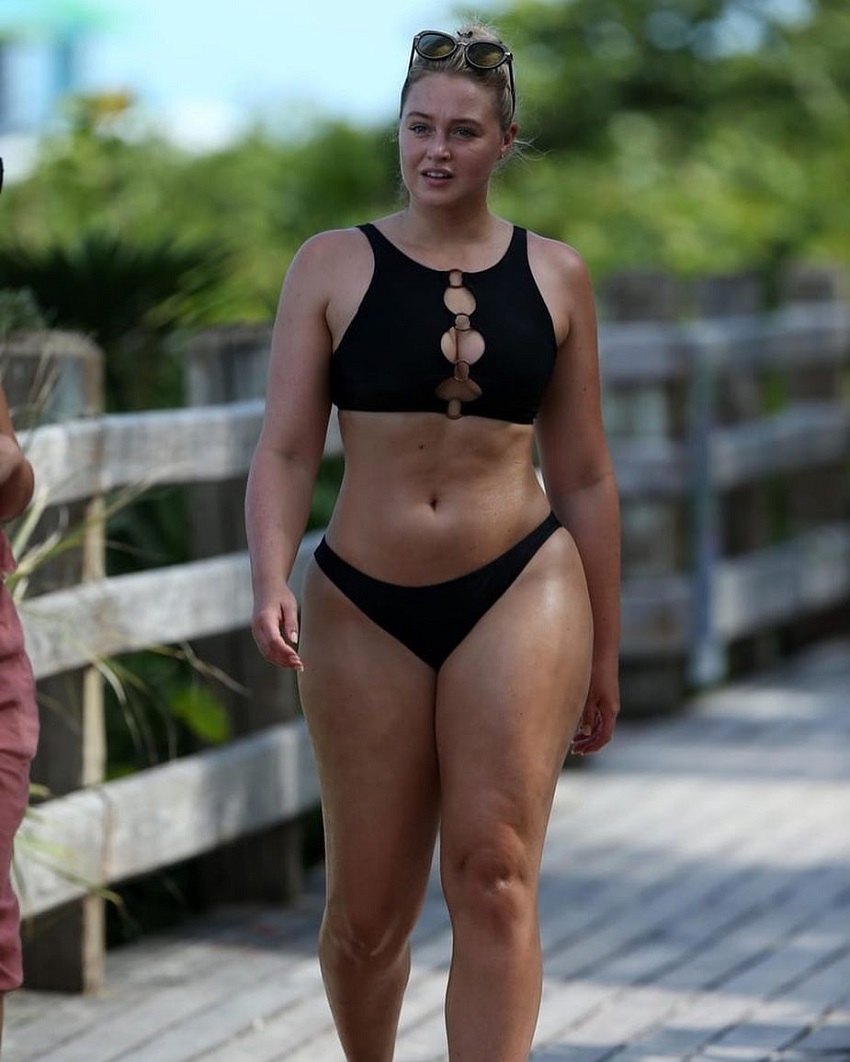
[394,202,506,254]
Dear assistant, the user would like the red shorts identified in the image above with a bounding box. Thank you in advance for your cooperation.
[0,534,39,993]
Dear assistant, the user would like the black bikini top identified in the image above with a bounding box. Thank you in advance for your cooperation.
[329,223,558,424]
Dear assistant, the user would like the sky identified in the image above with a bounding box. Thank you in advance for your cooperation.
[77,0,461,149]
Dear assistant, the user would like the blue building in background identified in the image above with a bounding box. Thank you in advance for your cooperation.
[0,0,109,133]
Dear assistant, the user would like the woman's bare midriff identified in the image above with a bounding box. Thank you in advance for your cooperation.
[324,410,560,585]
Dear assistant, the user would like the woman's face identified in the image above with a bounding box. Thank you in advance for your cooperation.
[399,73,515,206]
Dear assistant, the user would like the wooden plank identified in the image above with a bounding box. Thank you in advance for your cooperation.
[15,718,319,918]
[0,330,103,428]
[20,552,253,678]
[19,403,262,506]
[609,438,687,498]
[685,302,850,373]
[620,574,691,653]
[14,788,107,915]
[19,405,343,507]
[19,531,321,679]
[599,302,850,383]
[185,324,274,404]
[600,321,688,382]
[715,522,850,638]
[710,402,850,487]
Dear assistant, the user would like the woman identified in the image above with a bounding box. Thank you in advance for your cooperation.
[0,381,38,1051]
[247,23,620,1061]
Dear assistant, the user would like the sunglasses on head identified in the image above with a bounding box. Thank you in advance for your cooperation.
[408,30,516,120]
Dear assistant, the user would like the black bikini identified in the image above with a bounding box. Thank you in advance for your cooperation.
[316,223,562,669]
[315,513,560,669]
[330,223,557,423]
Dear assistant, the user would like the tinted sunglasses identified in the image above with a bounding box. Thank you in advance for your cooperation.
[409,31,516,120]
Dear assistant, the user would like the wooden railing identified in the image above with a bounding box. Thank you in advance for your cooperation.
[5,277,849,991]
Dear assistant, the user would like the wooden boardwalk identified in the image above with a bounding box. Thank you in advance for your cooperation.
[6,640,850,1062]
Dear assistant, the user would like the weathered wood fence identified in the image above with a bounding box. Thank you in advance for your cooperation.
[2,266,848,993]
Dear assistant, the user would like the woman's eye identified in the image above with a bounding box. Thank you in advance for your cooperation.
[454,127,475,138]
[409,123,429,135]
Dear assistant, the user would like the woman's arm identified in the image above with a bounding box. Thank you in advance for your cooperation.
[245,233,338,671]
[535,245,621,752]
[0,384,35,522]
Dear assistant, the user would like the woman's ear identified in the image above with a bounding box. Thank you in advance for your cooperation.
[500,122,519,159]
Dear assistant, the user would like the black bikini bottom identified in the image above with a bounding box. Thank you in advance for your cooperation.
[313,512,561,670]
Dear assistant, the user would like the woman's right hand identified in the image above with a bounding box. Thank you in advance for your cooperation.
[251,585,304,671]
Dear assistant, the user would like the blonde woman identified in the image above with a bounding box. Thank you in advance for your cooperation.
[247,24,620,1060]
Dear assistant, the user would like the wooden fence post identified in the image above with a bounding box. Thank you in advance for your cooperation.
[689,273,767,682]
[778,264,850,651]
[184,325,305,905]
[598,272,691,715]
[1,330,106,992]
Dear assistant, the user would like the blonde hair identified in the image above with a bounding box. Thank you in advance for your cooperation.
[400,23,516,132]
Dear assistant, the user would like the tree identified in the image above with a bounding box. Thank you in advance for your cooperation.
[0,232,224,410]
[498,0,849,152]
[485,0,850,280]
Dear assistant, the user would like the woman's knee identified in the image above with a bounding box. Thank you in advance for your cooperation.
[320,889,420,967]
[441,835,537,936]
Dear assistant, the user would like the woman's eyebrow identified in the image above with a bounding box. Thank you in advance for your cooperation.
[405,110,483,125]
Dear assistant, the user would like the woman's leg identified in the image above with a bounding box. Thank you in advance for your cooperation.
[436,530,593,1062]
[298,560,441,1062]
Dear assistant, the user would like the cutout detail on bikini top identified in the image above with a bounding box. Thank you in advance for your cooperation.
[330,224,558,424]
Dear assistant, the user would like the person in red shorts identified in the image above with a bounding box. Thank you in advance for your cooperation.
[0,380,38,1051]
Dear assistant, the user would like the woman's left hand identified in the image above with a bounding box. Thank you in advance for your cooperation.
[570,660,620,755]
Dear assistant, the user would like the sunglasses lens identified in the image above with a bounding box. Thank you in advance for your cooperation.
[416,32,457,60]
[466,42,507,69]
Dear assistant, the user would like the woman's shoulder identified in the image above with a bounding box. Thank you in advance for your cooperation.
[282,227,375,302]
[523,229,595,324]
[293,225,372,267]
[525,228,590,282]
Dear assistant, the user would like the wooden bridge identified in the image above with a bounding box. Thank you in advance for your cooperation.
[5,638,849,1060]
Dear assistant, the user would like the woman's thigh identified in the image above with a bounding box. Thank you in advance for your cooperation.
[298,560,441,927]
[435,530,593,872]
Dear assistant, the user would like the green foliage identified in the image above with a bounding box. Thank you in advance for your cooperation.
[498,0,849,150]
[0,114,400,325]
[167,684,231,746]
[0,289,47,336]
[487,0,850,282]
[106,487,190,575]
[0,233,225,410]
[103,647,232,779]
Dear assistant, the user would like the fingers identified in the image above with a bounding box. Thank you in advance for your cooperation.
[251,602,304,672]
[570,693,619,756]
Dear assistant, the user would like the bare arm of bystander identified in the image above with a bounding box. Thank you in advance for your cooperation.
[0,385,35,523]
